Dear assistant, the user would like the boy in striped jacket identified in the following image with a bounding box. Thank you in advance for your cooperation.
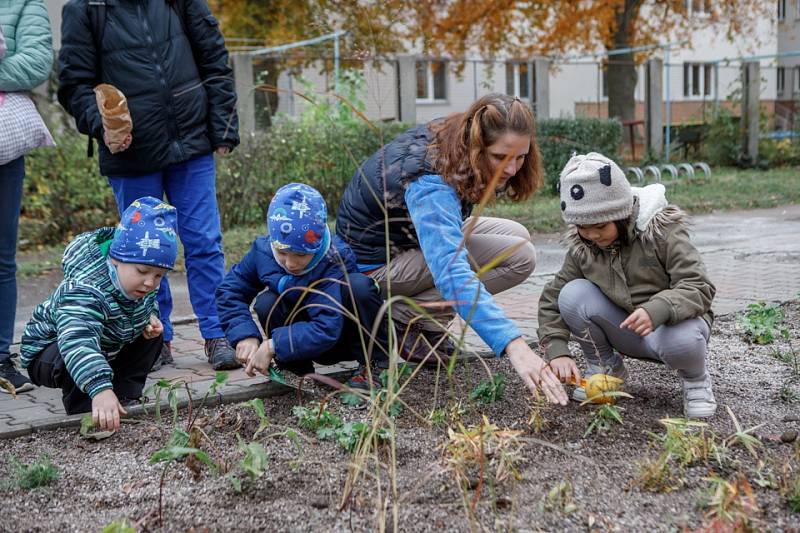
[20,196,178,431]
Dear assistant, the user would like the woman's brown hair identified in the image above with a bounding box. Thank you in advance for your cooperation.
[428,93,544,204]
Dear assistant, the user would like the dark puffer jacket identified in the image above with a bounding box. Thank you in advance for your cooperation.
[336,123,472,264]
[57,0,239,177]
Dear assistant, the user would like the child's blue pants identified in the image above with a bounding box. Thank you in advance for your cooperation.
[107,154,225,343]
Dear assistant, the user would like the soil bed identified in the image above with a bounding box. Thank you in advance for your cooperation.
[1,302,799,532]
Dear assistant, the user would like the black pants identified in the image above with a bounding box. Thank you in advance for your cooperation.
[27,335,162,415]
[253,273,388,375]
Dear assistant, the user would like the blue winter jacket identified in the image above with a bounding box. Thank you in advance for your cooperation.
[216,234,359,364]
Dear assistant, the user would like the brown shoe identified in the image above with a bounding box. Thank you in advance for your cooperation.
[398,323,454,367]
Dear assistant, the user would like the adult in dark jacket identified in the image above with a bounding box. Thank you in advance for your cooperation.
[0,0,53,393]
[57,0,240,370]
[336,93,567,405]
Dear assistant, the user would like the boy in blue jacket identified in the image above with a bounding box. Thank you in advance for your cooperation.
[216,183,389,389]
[21,197,178,430]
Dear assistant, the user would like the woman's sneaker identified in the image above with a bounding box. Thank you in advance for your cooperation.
[572,361,628,402]
[682,374,717,418]
[345,359,390,391]
[0,360,35,393]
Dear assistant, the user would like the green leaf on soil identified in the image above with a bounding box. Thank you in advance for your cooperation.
[78,414,115,441]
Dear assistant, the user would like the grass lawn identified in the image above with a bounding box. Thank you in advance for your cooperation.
[16,166,800,276]
[484,166,800,234]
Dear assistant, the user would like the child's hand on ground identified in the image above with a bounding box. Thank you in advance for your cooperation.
[104,131,132,152]
[143,316,163,339]
[92,389,127,431]
[620,308,654,336]
[505,338,568,405]
[549,356,581,384]
[235,337,259,365]
[244,340,274,377]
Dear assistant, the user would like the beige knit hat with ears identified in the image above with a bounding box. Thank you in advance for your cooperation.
[558,152,633,225]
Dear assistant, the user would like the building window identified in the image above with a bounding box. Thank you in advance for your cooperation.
[505,62,531,100]
[778,66,786,95]
[683,62,714,97]
[601,64,608,98]
[416,60,447,102]
[795,66,800,93]
[686,0,711,14]
[778,0,787,20]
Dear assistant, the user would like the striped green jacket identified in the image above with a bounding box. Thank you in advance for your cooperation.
[20,228,158,397]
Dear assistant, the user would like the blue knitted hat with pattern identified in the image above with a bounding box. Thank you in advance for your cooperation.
[110,196,178,269]
[267,183,327,254]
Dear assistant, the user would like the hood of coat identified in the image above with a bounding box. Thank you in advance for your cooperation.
[563,183,689,253]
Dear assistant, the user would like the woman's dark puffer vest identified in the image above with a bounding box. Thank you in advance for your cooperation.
[57,0,239,177]
[336,123,473,265]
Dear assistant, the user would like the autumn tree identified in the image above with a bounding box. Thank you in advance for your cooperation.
[414,0,769,122]
[210,0,409,123]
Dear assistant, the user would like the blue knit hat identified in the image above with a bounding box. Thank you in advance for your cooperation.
[267,183,327,254]
[110,196,178,269]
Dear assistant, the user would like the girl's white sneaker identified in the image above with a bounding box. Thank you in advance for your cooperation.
[682,374,717,418]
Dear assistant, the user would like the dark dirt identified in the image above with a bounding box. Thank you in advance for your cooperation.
[1,302,799,532]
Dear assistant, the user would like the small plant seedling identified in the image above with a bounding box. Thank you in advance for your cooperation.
[738,301,784,344]
[527,392,550,434]
[292,402,343,440]
[583,403,623,438]
[100,520,137,533]
[443,416,524,489]
[469,374,506,405]
[782,467,800,513]
[543,480,577,514]
[335,421,392,453]
[428,408,447,426]
[227,435,269,491]
[701,475,760,530]
[246,398,269,438]
[779,383,800,404]
[655,418,724,467]
[635,454,684,493]
[143,378,184,425]
[723,406,764,460]
[5,455,59,489]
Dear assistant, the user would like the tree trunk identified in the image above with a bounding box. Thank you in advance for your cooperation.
[606,0,641,125]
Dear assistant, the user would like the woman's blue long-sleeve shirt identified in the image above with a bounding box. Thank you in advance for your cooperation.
[404,175,522,356]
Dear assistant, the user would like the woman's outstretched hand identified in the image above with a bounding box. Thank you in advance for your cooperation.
[505,338,569,405]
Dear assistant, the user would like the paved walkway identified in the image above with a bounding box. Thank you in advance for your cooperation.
[2,204,799,438]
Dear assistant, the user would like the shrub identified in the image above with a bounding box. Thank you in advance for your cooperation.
[536,117,623,194]
[701,108,743,167]
[22,132,117,246]
[216,119,408,229]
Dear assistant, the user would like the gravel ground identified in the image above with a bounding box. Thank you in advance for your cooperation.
[1,302,799,532]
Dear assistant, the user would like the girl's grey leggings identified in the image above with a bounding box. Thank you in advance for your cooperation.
[557,279,710,380]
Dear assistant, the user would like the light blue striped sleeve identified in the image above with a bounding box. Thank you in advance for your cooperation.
[54,285,113,397]
[404,175,522,356]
